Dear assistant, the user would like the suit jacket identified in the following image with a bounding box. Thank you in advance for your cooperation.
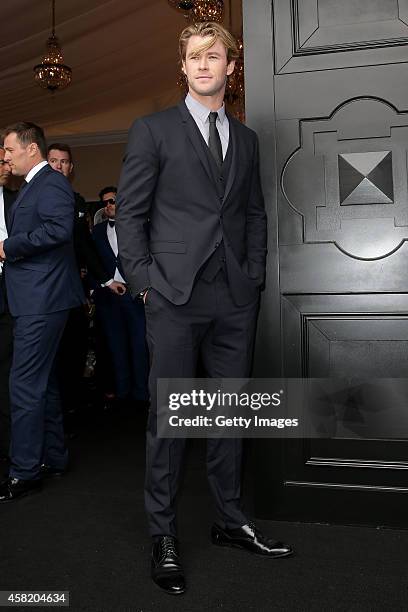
[3,187,16,230]
[116,100,267,306]
[0,187,17,314]
[92,220,127,282]
[3,164,85,316]
[73,192,110,284]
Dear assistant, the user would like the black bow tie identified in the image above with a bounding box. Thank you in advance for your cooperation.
[108,220,115,227]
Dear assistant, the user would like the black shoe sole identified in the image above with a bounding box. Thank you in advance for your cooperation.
[151,575,186,596]
[152,582,186,596]
[0,487,42,503]
[212,534,294,558]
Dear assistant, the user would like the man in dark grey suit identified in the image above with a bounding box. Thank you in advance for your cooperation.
[0,145,16,463]
[116,22,293,595]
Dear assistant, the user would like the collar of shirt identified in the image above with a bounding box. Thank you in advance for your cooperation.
[25,160,49,183]
[185,93,226,126]
[185,93,229,159]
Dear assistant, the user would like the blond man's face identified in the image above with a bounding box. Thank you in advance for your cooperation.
[182,35,235,100]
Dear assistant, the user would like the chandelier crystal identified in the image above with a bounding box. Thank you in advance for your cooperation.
[168,0,224,22]
[33,0,72,92]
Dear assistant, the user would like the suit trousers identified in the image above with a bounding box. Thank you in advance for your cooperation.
[95,290,149,402]
[144,270,260,537]
[9,311,69,480]
[57,305,89,413]
[0,304,13,458]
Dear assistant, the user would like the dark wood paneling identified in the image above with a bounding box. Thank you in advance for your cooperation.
[274,0,408,73]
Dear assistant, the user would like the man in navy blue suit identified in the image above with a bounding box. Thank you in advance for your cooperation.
[0,122,84,501]
[92,186,148,405]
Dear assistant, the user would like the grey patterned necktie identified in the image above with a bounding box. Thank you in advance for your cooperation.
[208,112,223,167]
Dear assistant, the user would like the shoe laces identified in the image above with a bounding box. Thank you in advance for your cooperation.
[248,520,258,534]
[160,536,178,560]
[248,521,278,545]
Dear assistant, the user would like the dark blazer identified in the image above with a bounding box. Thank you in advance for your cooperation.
[73,192,110,284]
[92,220,126,281]
[116,100,267,306]
[0,187,17,314]
[3,187,16,231]
[3,164,85,316]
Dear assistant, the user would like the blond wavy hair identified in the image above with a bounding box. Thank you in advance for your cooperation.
[179,21,239,64]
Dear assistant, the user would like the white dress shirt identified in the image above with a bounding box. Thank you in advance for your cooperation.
[25,160,48,183]
[106,221,126,284]
[185,93,229,159]
[0,186,7,273]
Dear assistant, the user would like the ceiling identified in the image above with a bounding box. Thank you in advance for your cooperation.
[0,0,242,138]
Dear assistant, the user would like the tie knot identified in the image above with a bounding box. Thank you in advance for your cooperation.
[209,112,218,124]
[108,219,115,227]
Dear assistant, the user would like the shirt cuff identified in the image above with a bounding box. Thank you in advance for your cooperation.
[102,278,114,287]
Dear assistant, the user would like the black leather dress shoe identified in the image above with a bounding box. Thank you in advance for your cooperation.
[151,536,186,595]
[0,477,42,502]
[40,464,66,478]
[211,522,293,558]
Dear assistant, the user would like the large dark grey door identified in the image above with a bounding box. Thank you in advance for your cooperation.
[243,0,408,526]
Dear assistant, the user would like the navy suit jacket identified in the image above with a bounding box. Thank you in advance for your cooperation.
[3,187,16,228]
[3,164,85,316]
[116,100,267,306]
[92,220,127,281]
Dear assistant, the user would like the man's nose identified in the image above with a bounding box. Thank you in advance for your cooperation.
[198,56,209,69]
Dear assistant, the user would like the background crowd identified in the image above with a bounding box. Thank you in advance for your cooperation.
[0,137,149,467]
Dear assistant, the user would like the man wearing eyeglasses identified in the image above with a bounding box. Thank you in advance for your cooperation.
[91,186,149,407]
[0,146,16,464]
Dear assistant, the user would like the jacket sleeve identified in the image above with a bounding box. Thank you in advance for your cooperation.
[4,174,74,262]
[74,217,110,283]
[246,134,267,284]
[115,118,159,295]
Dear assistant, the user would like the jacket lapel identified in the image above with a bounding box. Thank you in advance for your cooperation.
[3,188,16,233]
[177,101,241,206]
[9,164,50,231]
[222,114,239,206]
[101,220,115,256]
[177,101,217,189]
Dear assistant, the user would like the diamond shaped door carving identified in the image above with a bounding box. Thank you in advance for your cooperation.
[281,97,408,259]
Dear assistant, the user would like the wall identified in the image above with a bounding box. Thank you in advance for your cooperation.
[69,142,126,201]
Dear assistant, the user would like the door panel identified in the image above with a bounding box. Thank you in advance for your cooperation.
[244,0,408,525]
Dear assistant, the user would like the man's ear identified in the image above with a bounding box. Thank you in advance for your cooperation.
[27,142,39,158]
[226,60,236,77]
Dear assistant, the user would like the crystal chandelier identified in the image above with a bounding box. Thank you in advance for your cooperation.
[33,0,72,92]
[168,0,224,22]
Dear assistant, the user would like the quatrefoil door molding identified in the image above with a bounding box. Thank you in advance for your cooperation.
[281,97,408,260]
